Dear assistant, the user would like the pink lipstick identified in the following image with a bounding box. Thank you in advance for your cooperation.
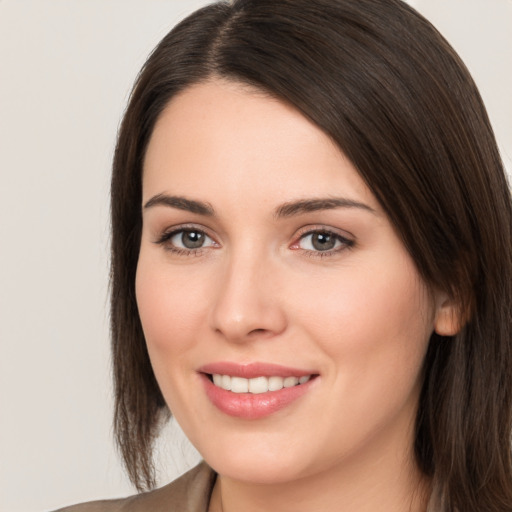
[198,362,318,419]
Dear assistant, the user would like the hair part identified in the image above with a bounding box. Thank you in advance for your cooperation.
[110,0,512,508]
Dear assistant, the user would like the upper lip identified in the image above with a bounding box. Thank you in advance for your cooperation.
[198,361,317,379]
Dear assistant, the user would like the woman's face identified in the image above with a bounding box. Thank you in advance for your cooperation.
[136,79,450,484]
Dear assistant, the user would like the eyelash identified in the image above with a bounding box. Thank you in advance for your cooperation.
[292,229,354,258]
[154,225,216,256]
[154,226,354,258]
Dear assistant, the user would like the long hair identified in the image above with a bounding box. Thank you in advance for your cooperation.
[110,0,512,508]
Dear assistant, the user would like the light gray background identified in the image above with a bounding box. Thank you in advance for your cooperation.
[1,1,510,511]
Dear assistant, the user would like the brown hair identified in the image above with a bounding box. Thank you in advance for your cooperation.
[110,0,512,509]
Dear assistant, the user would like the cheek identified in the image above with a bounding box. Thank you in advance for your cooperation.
[307,270,424,324]
[135,255,211,358]
[291,261,434,456]
[296,257,434,386]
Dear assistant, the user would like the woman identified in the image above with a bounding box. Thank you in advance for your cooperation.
[57,0,512,510]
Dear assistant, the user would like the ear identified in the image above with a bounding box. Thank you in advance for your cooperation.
[433,293,463,336]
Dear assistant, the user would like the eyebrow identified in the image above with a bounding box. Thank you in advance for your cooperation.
[143,193,376,218]
[144,194,214,216]
[274,197,377,218]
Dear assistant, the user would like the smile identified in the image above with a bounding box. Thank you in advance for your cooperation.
[198,363,318,419]
[211,374,312,393]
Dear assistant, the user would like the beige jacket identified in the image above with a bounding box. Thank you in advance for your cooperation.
[52,463,216,512]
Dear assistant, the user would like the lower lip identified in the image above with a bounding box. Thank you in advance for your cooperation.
[200,374,316,420]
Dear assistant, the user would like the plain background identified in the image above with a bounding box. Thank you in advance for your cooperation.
[0,1,510,511]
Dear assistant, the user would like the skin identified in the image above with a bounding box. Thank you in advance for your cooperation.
[136,79,458,512]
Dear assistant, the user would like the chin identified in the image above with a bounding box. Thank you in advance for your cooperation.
[194,432,320,484]
[208,455,308,484]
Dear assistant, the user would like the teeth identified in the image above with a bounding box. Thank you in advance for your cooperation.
[248,376,268,394]
[211,374,311,393]
[268,376,284,391]
[221,374,231,391]
[283,376,299,388]
[231,377,248,393]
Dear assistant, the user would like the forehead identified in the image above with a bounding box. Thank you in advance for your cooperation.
[144,79,334,168]
[142,79,378,213]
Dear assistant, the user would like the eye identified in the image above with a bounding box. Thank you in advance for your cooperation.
[155,227,218,253]
[170,229,213,249]
[294,229,354,254]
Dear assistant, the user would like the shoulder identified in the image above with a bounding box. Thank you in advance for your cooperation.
[52,462,216,512]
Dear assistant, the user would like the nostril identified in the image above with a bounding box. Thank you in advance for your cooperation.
[249,328,267,335]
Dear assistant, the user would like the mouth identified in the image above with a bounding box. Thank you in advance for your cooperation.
[207,373,313,393]
[198,362,319,419]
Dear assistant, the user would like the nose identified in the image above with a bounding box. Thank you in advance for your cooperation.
[209,251,287,343]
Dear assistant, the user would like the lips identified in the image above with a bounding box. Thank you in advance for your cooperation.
[198,362,318,419]
[198,361,315,378]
